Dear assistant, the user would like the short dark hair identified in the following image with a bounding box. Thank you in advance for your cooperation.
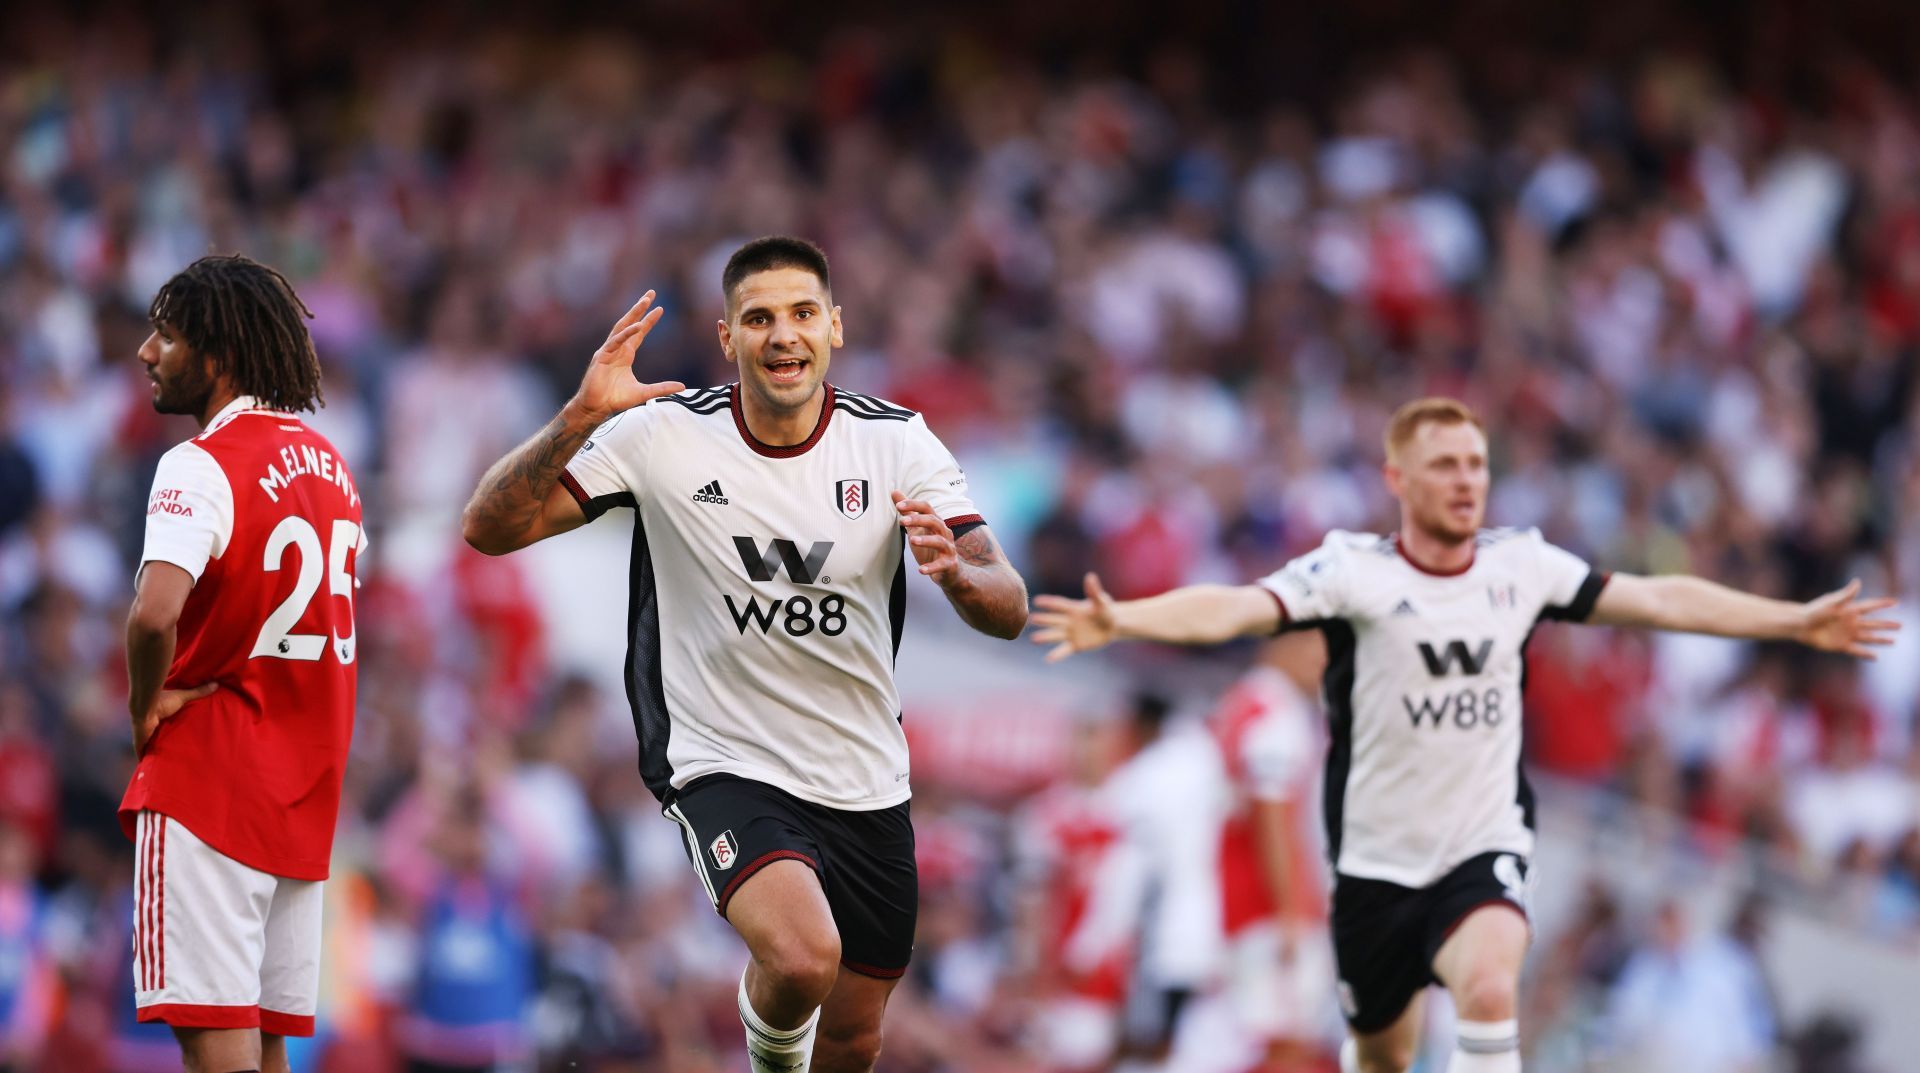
[721,236,831,316]
[149,255,324,413]
[1127,691,1174,736]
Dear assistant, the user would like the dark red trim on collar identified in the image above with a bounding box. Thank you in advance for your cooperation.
[1394,533,1475,576]
[731,382,835,458]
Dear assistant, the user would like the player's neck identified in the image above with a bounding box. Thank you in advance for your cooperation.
[739,385,825,447]
[1397,521,1475,574]
[195,384,243,430]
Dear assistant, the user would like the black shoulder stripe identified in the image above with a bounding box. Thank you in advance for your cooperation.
[835,391,916,419]
[661,395,730,414]
[833,401,912,422]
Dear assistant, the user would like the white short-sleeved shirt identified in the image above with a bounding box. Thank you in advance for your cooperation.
[1256,528,1608,888]
[561,383,983,810]
[142,428,242,580]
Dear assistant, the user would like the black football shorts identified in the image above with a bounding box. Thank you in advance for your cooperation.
[1330,851,1532,1032]
[663,773,917,978]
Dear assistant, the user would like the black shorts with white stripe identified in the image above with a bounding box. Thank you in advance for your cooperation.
[1330,851,1531,1032]
[664,773,917,979]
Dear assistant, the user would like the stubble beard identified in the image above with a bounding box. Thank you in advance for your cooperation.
[152,360,215,418]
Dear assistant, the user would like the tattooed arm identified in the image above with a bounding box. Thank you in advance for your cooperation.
[462,290,683,555]
[892,493,1030,639]
[461,409,601,554]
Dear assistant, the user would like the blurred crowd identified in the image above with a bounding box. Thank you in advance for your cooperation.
[2,2,1919,1071]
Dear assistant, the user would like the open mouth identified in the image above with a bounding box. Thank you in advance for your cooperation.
[764,356,808,384]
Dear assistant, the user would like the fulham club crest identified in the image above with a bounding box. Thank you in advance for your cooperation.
[709,830,738,871]
[835,479,870,519]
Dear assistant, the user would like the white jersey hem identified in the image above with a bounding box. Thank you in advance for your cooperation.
[1335,837,1534,889]
[671,762,913,813]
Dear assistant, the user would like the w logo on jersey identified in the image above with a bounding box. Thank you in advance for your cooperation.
[835,479,869,519]
[1417,638,1494,677]
[733,537,834,585]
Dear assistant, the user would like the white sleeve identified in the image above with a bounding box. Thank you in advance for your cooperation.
[1255,533,1351,627]
[1531,529,1608,622]
[561,405,655,520]
[900,415,982,527]
[1240,704,1314,802]
[140,442,234,582]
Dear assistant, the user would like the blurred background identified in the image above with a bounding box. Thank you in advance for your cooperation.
[2,0,1919,1070]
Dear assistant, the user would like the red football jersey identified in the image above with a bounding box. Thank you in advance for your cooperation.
[119,397,364,880]
[1211,667,1328,935]
[1017,785,1129,1003]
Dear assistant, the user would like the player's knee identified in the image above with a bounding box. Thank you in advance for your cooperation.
[1354,1046,1413,1073]
[757,927,842,1004]
[1454,967,1518,1022]
[816,1019,883,1072]
[1351,1032,1416,1073]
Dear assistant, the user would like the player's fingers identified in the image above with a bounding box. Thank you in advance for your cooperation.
[1861,618,1900,633]
[1046,642,1078,663]
[1854,597,1899,614]
[1030,627,1065,645]
[1032,595,1083,613]
[893,497,935,516]
[186,682,220,700]
[608,289,657,335]
[636,380,688,402]
[613,306,667,357]
[596,319,648,360]
[1083,572,1107,600]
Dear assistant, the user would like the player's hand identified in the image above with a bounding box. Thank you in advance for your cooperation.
[132,682,219,756]
[570,291,684,422]
[1029,572,1118,662]
[1796,579,1900,658]
[894,493,962,587]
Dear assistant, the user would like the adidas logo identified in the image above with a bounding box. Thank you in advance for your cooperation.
[691,480,729,505]
[1392,598,1417,616]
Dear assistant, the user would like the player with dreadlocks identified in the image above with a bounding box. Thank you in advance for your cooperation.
[120,254,364,1073]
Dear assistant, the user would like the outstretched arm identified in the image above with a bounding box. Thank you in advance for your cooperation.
[893,494,1028,639]
[1029,573,1283,662]
[1589,574,1899,657]
[462,291,682,554]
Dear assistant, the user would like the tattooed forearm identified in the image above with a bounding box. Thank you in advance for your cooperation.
[942,527,1029,639]
[462,407,598,554]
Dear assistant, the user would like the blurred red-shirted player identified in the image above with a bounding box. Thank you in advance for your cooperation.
[1013,717,1131,1073]
[118,255,363,1073]
[1212,632,1338,1071]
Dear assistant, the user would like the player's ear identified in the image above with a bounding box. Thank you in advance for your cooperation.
[829,304,844,348]
[1382,462,1404,498]
[716,319,737,365]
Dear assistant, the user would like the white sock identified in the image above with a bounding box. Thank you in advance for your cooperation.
[738,966,819,1073]
[1451,1018,1521,1072]
[1340,1037,1361,1073]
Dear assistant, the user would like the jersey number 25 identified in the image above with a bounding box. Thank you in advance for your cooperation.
[249,516,360,664]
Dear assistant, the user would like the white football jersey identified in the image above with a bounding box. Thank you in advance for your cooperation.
[1256,529,1607,888]
[561,383,982,810]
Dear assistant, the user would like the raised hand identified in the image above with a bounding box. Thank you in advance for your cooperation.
[1029,572,1119,662]
[1797,579,1901,658]
[573,291,684,421]
[894,492,960,584]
